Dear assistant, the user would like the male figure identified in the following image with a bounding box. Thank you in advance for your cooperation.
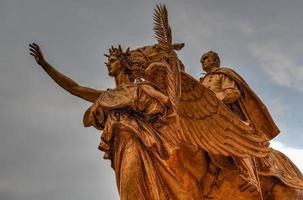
[199,51,280,193]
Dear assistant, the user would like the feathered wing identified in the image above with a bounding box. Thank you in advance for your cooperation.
[177,71,272,158]
[150,4,270,158]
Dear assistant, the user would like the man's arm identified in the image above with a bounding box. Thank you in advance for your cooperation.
[217,74,241,104]
[29,43,102,103]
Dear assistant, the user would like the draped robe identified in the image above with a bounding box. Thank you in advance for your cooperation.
[83,82,202,200]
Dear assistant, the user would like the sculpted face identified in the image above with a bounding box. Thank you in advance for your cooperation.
[201,54,219,73]
[107,56,122,76]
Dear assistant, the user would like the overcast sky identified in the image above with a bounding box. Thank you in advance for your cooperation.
[1,0,303,199]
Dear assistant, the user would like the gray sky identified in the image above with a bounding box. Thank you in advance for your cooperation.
[1,0,303,199]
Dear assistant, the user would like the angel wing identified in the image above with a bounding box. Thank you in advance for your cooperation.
[148,4,270,158]
[177,71,272,158]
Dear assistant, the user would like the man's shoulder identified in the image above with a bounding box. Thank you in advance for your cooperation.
[214,67,238,76]
[213,67,246,83]
[200,67,234,82]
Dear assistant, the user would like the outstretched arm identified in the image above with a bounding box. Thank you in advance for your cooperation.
[29,43,102,103]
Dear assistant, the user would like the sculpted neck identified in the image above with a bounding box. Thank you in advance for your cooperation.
[114,71,131,87]
[205,66,220,74]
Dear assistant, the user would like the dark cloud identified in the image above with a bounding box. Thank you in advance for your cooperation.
[1,0,303,199]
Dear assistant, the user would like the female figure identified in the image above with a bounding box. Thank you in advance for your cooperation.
[29,43,200,200]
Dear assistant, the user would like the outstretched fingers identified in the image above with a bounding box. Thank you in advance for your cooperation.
[29,47,36,56]
[29,43,42,56]
[29,43,44,64]
[29,43,37,54]
[29,43,40,52]
[29,43,39,49]
[32,43,40,50]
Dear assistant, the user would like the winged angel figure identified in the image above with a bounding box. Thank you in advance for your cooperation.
[29,4,303,200]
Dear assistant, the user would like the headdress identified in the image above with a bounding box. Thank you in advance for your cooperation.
[104,45,143,81]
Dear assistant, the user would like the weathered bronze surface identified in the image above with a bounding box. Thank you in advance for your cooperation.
[29,4,303,200]
[200,51,303,199]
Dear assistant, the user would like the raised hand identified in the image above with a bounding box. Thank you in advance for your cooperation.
[28,42,102,102]
[29,43,45,65]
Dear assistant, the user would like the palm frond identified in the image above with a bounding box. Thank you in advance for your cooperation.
[153,4,172,51]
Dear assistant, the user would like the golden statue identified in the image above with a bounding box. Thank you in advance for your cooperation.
[199,51,303,199]
[29,4,303,200]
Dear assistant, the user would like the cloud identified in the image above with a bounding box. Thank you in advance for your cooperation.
[268,97,289,118]
[249,41,303,92]
[1,1,303,199]
[270,141,303,171]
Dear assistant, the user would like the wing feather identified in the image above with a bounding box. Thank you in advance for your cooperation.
[178,72,271,158]
[151,4,270,158]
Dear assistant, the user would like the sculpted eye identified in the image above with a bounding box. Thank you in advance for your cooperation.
[109,58,116,63]
[201,58,205,63]
[201,56,207,63]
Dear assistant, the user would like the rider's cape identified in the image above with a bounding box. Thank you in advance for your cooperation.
[210,67,280,140]
[205,67,303,189]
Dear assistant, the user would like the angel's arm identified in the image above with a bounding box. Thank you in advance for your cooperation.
[141,84,170,105]
[29,43,102,103]
[145,61,179,107]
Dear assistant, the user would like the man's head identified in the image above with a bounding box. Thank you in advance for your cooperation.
[200,51,220,73]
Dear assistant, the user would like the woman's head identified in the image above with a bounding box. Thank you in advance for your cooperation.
[104,46,142,81]
[104,43,184,81]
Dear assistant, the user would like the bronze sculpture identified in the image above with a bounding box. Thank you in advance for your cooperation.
[199,51,303,199]
[29,4,303,200]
